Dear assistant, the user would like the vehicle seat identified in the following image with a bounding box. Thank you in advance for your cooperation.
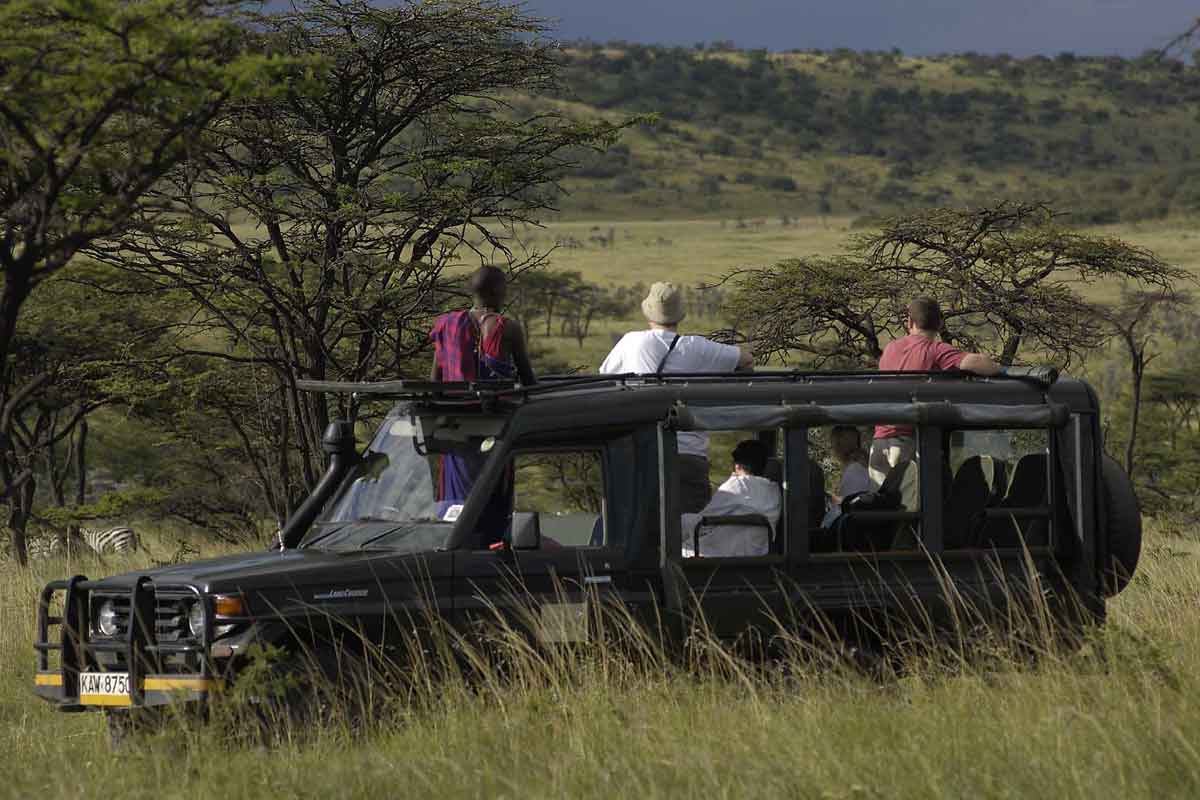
[980,453,1049,548]
[944,456,990,549]
[836,459,911,551]
[1006,454,1048,505]
[685,513,773,557]
[982,457,1009,506]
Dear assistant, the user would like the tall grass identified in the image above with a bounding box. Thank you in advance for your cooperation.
[1,523,1199,799]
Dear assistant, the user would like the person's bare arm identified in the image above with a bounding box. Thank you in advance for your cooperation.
[959,353,1001,376]
[734,345,754,371]
[507,320,537,386]
[430,358,442,382]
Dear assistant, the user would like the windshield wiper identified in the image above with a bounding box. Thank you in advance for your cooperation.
[357,523,420,549]
[299,524,347,549]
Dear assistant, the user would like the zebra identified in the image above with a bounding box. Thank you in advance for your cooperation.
[25,526,139,559]
[82,526,139,554]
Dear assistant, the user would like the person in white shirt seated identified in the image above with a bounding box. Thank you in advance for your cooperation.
[682,440,781,558]
[600,281,753,514]
[822,425,873,528]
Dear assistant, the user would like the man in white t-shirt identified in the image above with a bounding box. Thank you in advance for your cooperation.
[600,281,752,512]
[682,440,781,557]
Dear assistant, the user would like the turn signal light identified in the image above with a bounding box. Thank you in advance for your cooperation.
[213,595,245,617]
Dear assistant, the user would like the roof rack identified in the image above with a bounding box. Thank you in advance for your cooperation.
[294,379,517,399]
[295,366,1058,401]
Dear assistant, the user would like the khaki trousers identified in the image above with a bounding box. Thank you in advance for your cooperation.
[868,436,919,511]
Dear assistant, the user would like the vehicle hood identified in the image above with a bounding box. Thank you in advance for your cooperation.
[88,547,452,594]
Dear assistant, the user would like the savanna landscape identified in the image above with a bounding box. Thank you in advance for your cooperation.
[3,0,1200,797]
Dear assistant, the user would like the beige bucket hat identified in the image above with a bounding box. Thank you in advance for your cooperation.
[641,281,686,325]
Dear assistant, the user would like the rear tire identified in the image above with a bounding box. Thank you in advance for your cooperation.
[1101,455,1142,597]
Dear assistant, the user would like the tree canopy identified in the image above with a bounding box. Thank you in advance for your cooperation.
[0,0,282,357]
[92,0,631,524]
[726,202,1189,368]
[0,0,286,560]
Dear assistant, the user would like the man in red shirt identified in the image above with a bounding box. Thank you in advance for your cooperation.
[870,297,1000,491]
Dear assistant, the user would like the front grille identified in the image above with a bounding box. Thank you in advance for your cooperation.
[92,592,198,644]
[155,596,191,642]
[89,590,203,673]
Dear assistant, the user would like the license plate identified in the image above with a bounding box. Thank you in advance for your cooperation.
[79,671,131,706]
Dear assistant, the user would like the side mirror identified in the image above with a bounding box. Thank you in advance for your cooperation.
[322,420,357,456]
[510,512,541,550]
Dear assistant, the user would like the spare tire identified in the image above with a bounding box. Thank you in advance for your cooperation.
[1101,454,1142,597]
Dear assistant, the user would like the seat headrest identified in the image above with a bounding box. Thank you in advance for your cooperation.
[878,459,912,492]
[948,455,990,504]
[1006,453,1048,504]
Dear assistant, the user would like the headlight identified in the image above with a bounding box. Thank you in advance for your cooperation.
[95,600,118,637]
[187,602,205,638]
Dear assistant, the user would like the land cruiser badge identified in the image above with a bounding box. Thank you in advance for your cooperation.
[313,588,369,601]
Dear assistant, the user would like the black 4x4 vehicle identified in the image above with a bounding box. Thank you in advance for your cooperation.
[34,370,1141,719]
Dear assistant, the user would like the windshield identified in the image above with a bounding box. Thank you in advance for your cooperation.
[302,410,506,550]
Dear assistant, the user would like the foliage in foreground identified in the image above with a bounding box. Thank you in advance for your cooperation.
[0,522,1198,798]
[0,0,291,561]
[2,0,634,563]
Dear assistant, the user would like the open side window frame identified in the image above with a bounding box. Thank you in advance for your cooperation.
[672,426,789,568]
[451,436,616,553]
[799,424,929,563]
[937,424,1060,561]
[797,422,1062,563]
[507,443,612,551]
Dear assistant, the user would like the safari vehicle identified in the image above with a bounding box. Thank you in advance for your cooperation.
[33,369,1142,723]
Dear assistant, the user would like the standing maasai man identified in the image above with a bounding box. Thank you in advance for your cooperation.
[430,265,536,386]
[429,266,535,546]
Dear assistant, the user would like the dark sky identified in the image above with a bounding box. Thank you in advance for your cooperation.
[520,0,1196,57]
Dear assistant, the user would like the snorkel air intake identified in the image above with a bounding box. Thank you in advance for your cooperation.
[279,420,358,549]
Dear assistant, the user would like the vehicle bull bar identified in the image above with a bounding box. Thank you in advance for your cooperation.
[34,575,218,711]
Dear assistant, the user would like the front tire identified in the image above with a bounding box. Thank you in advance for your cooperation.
[104,707,169,749]
[247,645,373,736]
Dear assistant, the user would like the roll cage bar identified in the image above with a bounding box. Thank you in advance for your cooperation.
[296,366,1059,402]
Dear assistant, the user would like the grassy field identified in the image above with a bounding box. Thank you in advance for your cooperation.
[526,214,1200,288]
[2,523,1200,798]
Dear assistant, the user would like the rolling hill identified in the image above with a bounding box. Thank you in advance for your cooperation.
[531,45,1200,222]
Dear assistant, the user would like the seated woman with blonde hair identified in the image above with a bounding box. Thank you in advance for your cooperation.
[831,425,871,505]
[821,426,871,528]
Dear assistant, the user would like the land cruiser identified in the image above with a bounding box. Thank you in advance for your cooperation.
[33,369,1142,722]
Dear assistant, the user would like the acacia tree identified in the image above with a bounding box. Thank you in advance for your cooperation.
[1098,288,1192,478]
[125,356,293,538]
[2,264,174,564]
[727,202,1188,368]
[97,0,628,522]
[1146,369,1200,451]
[719,255,911,366]
[0,0,283,537]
